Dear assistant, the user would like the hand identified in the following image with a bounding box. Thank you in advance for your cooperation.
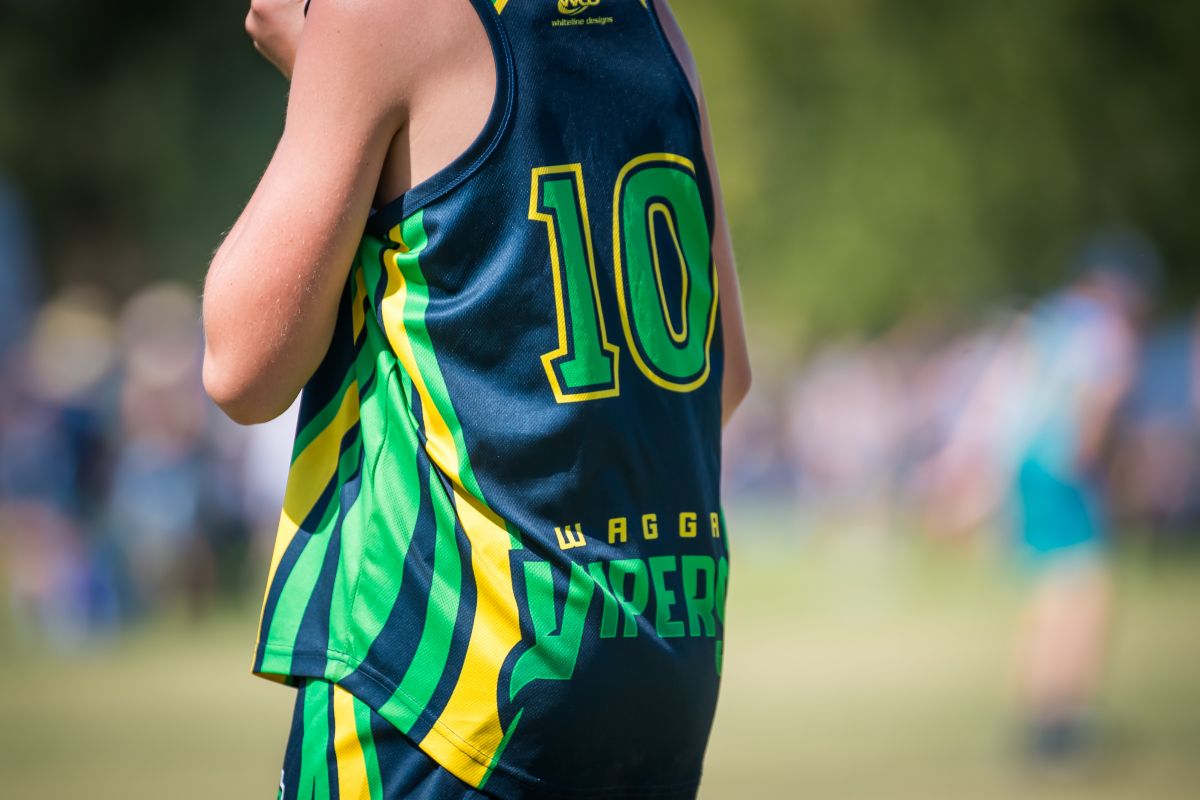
[245,0,307,79]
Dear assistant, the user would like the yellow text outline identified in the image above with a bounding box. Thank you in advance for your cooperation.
[646,201,691,345]
[611,153,720,394]
[528,164,621,404]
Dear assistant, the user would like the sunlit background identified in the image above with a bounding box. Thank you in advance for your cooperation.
[1,1,1198,798]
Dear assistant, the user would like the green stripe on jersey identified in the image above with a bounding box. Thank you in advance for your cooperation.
[299,681,333,800]
[326,315,423,678]
[388,211,523,551]
[261,423,362,676]
[292,368,356,462]
[380,460,464,732]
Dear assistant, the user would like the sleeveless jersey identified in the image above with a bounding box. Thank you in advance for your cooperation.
[254,1,728,796]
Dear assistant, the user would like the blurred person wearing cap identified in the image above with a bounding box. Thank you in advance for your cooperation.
[924,229,1160,766]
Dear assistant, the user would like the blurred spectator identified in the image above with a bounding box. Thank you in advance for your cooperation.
[102,283,214,616]
[921,229,1161,764]
[1112,309,1200,535]
[784,340,906,538]
[722,386,791,498]
[0,285,122,645]
[0,279,261,637]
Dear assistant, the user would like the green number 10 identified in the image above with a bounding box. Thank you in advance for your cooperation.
[529,154,719,404]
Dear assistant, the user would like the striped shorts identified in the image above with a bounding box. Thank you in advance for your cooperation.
[279,679,494,800]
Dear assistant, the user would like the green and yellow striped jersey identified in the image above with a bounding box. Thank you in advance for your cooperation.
[255,1,728,796]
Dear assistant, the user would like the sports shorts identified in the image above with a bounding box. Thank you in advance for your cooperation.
[278,678,494,800]
[1015,456,1108,572]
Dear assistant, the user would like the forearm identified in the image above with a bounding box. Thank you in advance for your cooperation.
[203,262,340,424]
[202,128,385,424]
[202,193,346,424]
[203,0,413,425]
[1075,321,1136,471]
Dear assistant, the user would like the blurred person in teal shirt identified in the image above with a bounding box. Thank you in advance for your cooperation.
[925,230,1159,764]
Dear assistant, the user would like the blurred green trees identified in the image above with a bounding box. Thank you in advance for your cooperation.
[0,1,286,295]
[2,0,1197,347]
[677,0,1200,345]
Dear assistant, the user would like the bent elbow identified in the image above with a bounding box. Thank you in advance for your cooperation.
[202,348,293,426]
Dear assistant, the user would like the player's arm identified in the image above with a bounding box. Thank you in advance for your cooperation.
[919,320,1027,535]
[202,0,417,425]
[655,1,752,426]
[1074,318,1136,470]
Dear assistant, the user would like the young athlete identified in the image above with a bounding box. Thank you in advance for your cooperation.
[202,1,751,797]
[1005,238,1154,763]
[925,231,1157,764]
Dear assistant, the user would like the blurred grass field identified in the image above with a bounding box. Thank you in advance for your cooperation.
[1,514,1198,799]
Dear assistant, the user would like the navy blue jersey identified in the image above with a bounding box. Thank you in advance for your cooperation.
[254,1,728,796]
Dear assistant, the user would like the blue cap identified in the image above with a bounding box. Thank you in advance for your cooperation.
[1071,227,1163,302]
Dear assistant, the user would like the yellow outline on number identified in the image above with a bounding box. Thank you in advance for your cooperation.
[646,201,690,345]
[611,153,720,394]
[529,164,621,403]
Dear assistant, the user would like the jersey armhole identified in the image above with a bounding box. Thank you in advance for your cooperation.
[644,0,703,132]
[364,0,516,238]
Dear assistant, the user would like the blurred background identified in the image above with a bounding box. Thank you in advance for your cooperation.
[1,0,1198,797]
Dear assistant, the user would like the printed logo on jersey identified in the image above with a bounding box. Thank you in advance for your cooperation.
[557,0,600,15]
[551,0,614,28]
[507,547,729,705]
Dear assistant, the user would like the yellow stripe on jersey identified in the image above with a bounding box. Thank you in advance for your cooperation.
[418,484,522,785]
[254,264,370,656]
[333,684,372,800]
[378,221,523,787]
[255,380,361,650]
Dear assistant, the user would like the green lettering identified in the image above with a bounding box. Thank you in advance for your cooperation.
[681,555,716,637]
[609,558,650,638]
[588,560,620,639]
[715,556,729,626]
[509,561,595,700]
[649,556,685,639]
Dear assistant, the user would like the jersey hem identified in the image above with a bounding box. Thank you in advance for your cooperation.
[253,641,703,799]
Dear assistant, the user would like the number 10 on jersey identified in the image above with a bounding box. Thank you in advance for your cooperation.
[529,154,720,404]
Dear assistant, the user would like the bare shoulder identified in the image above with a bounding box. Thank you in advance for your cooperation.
[304,0,485,58]
[297,0,484,108]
